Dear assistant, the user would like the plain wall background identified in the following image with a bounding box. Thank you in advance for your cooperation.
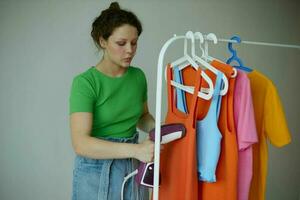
[0,0,299,199]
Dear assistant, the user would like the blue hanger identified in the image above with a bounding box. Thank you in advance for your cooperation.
[226,35,253,72]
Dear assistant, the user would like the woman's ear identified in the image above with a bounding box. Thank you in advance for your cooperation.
[99,37,107,49]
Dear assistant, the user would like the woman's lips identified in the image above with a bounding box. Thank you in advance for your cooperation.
[123,58,132,62]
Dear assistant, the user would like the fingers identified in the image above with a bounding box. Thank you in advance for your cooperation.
[138,139,165,163]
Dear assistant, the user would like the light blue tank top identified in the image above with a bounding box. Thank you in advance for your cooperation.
[174,68,223,182]
[174,67,188,113]
[196,72,223,182]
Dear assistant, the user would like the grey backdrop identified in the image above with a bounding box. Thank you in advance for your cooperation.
[0,0,299,199]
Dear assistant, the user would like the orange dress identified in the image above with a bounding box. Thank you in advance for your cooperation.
[182,60,238,200]
[158,64,201,200]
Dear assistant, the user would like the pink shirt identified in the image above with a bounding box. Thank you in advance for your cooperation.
[234,70,258,200]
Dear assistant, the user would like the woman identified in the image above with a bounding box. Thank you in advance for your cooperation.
[69,2,155,199]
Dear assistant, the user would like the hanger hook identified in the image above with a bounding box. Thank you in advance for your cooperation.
[206,33,218,44]
[226,35,246,69]
[226,35,252,73]
[203,33,218,61]
[228,35,241,57]
[194,32,204,43]
[194,32,205,57]
[184,31,194,56]
[185,31,195,57]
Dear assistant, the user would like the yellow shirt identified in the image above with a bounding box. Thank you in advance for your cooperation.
[248,70,291,200]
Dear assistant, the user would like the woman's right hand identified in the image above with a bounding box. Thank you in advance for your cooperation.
[134,139,155,163]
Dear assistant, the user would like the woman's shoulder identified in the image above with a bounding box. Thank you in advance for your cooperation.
[129,66,147,86]
[129,66,145,76]
[74,67,94,78]
[72,67,96,86]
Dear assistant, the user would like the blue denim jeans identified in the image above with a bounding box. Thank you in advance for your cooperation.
[72,133,148,200]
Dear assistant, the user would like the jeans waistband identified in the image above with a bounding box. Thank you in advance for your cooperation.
[98,132,139,144]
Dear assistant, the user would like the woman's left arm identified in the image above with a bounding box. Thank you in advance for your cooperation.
[137,102,155,133]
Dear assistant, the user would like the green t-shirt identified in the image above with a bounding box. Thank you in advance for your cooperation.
[69,66,147,138]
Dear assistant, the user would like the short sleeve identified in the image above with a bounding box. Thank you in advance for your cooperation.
[140,69,148,103]
[264,82,291,147]
[69,76,96,114]
[234,72,258,151]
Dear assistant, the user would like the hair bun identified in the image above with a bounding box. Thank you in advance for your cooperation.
[109,2,120,10]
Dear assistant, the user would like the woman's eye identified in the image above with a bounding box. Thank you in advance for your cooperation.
[116,41,137,46]
[117,42,126,46]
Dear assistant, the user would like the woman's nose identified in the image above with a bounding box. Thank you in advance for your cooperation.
[125,44,134,54]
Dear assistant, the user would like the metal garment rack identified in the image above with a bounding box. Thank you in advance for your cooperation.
[218,38,300,49]
[153,32,300,200]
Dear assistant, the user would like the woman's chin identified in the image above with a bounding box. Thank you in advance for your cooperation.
[121,62,131,68]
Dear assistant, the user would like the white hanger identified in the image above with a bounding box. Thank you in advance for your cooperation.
[192,32,229,96]
[169,31,214,100]
[203,33,218,62]
[164,33,196,81]
[200,32,237,78]
[171,32,198,70]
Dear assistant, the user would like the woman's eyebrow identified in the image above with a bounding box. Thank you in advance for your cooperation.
[116,37,138,41]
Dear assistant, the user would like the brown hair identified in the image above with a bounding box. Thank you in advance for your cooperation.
[91,2,143,49]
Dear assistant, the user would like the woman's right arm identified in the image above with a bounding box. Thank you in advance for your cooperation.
[70,112,154,162]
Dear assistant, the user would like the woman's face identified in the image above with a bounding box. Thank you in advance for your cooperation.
[100,24,138,68]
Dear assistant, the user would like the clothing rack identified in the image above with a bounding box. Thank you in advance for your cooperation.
[217,38,300,49]
[153,32,299,200]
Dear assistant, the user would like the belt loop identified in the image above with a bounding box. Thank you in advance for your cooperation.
[131,158,138,200]
[98,160,113,200]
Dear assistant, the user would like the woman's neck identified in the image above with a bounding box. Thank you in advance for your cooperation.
[95,58,127,77]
